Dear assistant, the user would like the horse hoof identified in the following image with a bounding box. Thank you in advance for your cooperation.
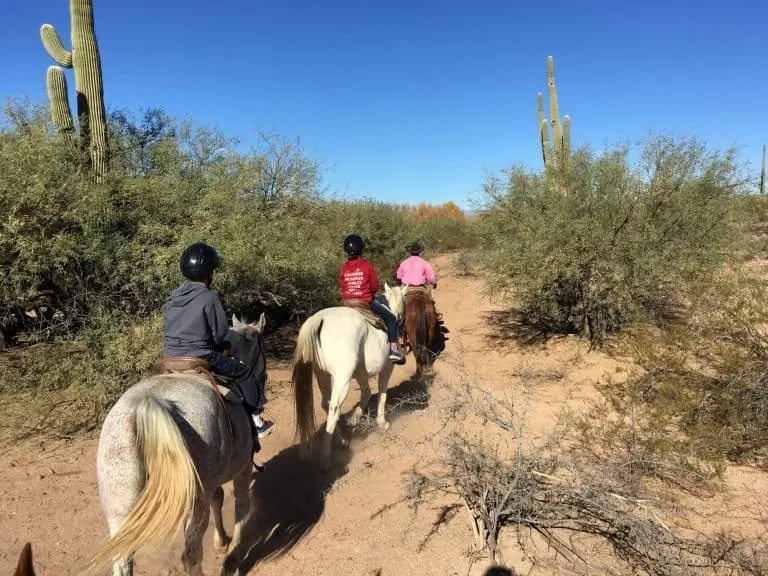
[214,535,231,554]
[377,419,390,431]
[220,556,241,576]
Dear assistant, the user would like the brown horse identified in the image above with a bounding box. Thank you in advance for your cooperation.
[14,543,35,576]
[403,285,438,374]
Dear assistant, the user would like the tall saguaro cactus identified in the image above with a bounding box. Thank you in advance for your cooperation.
[41,0,108,180]
[761,144,766,195]
[537,55,571,170]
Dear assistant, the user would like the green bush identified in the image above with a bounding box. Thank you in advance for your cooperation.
[576,270,768,487]
[477,136,746,345]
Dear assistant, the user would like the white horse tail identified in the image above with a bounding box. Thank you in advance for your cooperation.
[292,313,324,449]
[78,393,202,576]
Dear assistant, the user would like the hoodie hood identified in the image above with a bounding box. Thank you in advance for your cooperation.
[166,281,210,308]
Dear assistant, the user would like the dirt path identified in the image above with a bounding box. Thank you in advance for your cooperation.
[1,255,766,576]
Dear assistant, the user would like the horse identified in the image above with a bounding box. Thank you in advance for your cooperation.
[292,282,408,470]
[14,543,35,576]
[402,285,439,375]
[76,313,267,576]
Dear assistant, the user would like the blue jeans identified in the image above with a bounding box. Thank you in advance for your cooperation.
[370,300,399,343]
[203,350,266,413]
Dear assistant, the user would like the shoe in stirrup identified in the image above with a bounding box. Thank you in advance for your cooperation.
[389,347,406,365]
[252,415,275,439]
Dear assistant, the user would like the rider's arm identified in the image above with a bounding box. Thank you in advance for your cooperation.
[396,260,405,283]
[205,293,231,347]
[424,261,437,287]
[368,261,380,294]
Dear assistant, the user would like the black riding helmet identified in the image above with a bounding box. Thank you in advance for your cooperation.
[408,241,424,255]
[180,242,221,282]
[343,234,364,257]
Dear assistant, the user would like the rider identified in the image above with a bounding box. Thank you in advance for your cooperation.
[396,241,437,292]
[162,242,274,446]
[339,234,406,365]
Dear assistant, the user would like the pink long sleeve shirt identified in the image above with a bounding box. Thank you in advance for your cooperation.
[396,255,436,286]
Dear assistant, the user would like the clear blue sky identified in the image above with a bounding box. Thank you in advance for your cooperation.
[2,0,766,208]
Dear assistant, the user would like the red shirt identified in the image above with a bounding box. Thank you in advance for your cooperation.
[339,257,379,302]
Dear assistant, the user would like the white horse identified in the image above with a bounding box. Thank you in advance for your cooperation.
[77,314,267,576]
[292,283,408,469]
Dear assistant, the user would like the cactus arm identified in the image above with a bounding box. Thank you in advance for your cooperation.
[563,115,571,161]
[540,119,552,168]
[46,66,75,137]
[761,144,766,195]
[538,93,551,168]
[537,92,546,131]
[40,24,73,68]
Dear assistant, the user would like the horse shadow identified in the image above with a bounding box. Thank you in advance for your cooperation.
[228,431,352,573]
[427,315,449,360]
[483,567,517,576]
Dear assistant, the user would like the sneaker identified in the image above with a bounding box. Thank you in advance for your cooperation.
[253,419,274,439]
[389,347,406,365]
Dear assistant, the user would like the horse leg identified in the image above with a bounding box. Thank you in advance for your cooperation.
[375,361,394,430]
[347,368,371,427]
[106,515,134,576]
[316,369,332,414]
[211,486,230,553]
[322,373,351,469]
[97,427,142,576]
[228,464,253,554]
[181,496,210,576]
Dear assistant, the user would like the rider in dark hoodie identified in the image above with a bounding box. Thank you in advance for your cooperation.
[163,242,274,443]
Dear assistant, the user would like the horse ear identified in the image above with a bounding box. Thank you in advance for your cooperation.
[384,282,391,292]
[232,313,241,327]
[252,312,266,333]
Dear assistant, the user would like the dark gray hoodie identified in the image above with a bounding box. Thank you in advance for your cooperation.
[162,281,230,358]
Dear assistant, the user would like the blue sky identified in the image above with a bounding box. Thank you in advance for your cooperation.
[2,0,766,208]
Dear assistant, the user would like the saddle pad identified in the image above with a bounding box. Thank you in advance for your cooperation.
[340,300,387,332]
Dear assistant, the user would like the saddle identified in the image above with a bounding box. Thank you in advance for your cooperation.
[154,357,244,404]
[340,298,387,332]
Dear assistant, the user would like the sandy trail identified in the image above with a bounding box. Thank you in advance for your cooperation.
[1,254,766,576]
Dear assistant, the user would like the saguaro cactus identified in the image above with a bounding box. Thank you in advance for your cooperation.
[41,0,108,180]
[537,55,571,170]
[761,144,766,195]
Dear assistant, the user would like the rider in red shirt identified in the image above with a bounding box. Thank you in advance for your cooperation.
[340,234,406,364]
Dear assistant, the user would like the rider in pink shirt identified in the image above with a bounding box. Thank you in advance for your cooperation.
[397,242,437,287]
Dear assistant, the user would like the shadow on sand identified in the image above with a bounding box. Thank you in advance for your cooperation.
[427,315,449,360]
[229,363,439,573]
[227,428,352,573]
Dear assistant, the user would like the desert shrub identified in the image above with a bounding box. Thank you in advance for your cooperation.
[579,270,768,476]
[477,136,746,345]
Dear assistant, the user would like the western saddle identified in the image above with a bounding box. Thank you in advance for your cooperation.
[154,356,243,404]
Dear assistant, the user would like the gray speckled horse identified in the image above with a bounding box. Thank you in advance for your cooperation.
[77,314,266,576]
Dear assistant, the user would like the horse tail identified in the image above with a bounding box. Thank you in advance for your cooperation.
[292,313,324,448]
[78,393,201,576]
[415,296,430,366]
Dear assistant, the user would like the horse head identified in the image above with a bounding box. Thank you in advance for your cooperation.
[229,312,267,368]
[383,282,408,321]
